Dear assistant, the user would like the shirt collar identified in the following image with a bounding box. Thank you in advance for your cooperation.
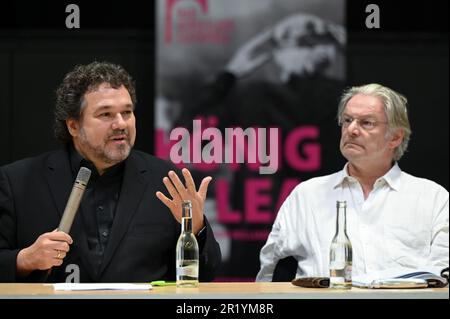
[333,162,402,191]
[68,143,94,178]
[381,162,402,191]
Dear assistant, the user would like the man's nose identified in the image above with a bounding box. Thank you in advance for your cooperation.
[112,113,127,130]
[347,120,361,136]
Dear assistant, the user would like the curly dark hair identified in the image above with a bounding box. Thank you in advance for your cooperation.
[54,61,137,143]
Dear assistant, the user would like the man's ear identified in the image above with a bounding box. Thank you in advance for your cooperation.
[388,128,404,150]
[66,118,80,137]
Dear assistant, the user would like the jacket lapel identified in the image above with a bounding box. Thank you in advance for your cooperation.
[98,151,149,276]
[44,150,73,221]
[44,149,97,281]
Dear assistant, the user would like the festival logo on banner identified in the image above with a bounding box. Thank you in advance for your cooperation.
[156,0,346,280]
[164,0,234,44]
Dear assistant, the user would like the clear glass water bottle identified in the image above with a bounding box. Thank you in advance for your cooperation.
[176,200,199,287]
[329,201,352,289]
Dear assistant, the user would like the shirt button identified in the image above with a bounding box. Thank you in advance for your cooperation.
[101,231,108,237]
[97,206,104,211]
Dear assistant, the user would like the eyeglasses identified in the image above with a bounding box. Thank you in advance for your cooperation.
[339,115,387,131]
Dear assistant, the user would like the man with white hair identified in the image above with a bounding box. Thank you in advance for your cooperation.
[256,83,449,281]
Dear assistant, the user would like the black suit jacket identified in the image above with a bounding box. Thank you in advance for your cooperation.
[0,148,221,282]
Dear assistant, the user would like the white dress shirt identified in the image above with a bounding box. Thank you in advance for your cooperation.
[256,163,449,281]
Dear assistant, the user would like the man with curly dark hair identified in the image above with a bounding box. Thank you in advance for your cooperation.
[0,61,221,283]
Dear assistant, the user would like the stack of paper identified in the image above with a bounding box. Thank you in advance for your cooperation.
[353,266,448,289]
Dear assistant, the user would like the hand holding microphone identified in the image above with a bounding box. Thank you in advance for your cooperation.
[16,230,74,275]
[57,166,91,233]
[16,167,91,277]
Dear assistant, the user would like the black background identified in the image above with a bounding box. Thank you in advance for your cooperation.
[1,298,448,317]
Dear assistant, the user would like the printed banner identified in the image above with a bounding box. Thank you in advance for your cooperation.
[155,0,346,281]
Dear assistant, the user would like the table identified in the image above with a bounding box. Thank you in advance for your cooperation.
[0,282,448,299]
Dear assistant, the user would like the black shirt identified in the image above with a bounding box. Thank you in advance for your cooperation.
[69,145,124,274]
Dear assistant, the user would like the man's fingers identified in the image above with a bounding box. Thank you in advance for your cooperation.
[198,176,212,200]
[46,231,73,244]
[52,249,67,260]
[163,177,182,201]
[51,241,70,253]
[156,191,174,210]
[182,168,197,195]
[168,171,188,198]
[52,258,64,267]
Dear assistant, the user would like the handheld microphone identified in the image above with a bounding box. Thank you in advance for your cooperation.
[44,167,91,281]
[58,166,91,233]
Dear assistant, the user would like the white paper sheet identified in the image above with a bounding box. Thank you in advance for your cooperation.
[51,283,152,291]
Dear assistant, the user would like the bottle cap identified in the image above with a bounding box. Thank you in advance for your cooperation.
[336,200,347,208]
[182,200,192,208]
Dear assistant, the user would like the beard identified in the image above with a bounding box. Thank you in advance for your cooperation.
[78,127,133,165]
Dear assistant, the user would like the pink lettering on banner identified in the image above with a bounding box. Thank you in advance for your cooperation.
[216,179,241,223]
[245,179,272,223]
[155,128,186,169]
[164,0,234,44]
[176,21,234,44]
[285,126,321,171]
[275,127,283,171]
[215,177,303,225]
[155,129,170,159]
[165,0,208,43]
[155,129,175,159]
[276,178,301,213]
